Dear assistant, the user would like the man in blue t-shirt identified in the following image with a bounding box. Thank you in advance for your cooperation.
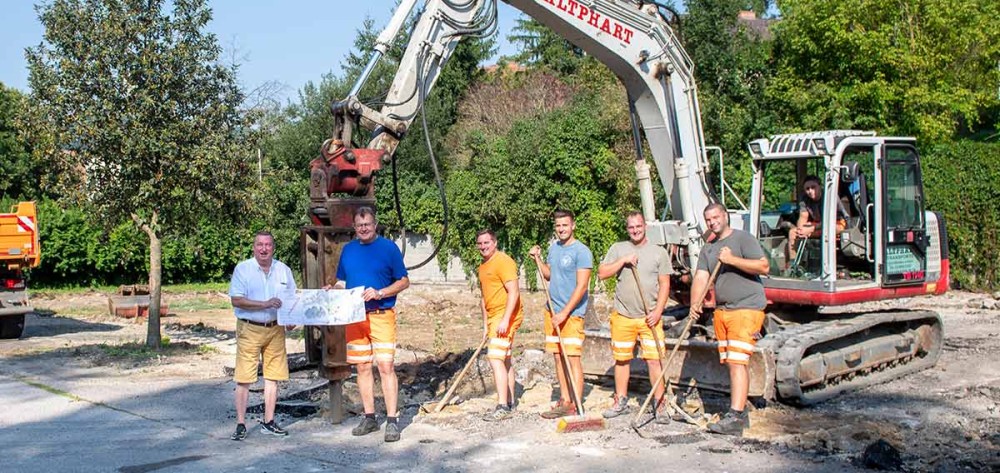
[335,207,409,442]
[529,209,593,419]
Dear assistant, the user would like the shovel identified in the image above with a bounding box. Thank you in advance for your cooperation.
[631,260,722,436]
[432,337,488,413]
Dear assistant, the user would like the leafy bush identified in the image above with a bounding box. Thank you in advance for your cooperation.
[29,199,258,287]
[922,141,1000,290]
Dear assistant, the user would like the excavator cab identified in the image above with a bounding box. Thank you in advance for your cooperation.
[747,130,948,307]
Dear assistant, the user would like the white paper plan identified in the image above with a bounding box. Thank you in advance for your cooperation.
[277,287,366,326]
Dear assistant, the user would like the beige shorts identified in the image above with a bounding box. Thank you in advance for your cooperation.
[234,320,289,383]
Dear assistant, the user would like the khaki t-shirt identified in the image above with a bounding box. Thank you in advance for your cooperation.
[602,241,674,318]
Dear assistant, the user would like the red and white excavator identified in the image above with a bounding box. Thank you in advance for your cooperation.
[300,0,947,418]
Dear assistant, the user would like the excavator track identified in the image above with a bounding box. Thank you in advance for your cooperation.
[760,309,943,405]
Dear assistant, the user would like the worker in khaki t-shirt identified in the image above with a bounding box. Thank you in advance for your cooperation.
[476,229,524,421]
[597,211,674,422]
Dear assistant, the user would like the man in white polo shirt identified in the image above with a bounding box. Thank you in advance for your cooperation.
[228,231,296,440]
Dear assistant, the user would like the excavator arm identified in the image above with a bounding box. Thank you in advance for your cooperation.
[318,0,720,269]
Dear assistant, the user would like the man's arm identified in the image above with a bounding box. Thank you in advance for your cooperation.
[231,296,280,311]
[529,245,550,280]
[597,253,637,280]
[719,247,770,276]
[688,269,710,319]
[553,268,591,325]
[363,276,411,302]
[480,297,489,342]
[495,279,520,336]
[647,272,671,327]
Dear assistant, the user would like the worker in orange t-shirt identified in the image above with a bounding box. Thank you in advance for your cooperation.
[476,229,524,421]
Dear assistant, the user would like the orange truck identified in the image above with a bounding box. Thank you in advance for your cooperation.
[0,202,40,339]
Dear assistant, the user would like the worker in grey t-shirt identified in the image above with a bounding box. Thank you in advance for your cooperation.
[690,203,770,437]
[597,211,674,422]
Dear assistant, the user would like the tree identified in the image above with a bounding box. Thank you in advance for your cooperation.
[0,83,35,201]
[25,0,256,347]
[681,0,777,200]
[769,0,1000,143]
[507,17,588,76]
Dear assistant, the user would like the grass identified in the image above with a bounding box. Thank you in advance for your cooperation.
[30,282,229,296]
[92,336,220,361]
[197,344,219,355]
[169,297,232,312]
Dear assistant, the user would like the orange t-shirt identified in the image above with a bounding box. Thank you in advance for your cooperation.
[478,251,523,317]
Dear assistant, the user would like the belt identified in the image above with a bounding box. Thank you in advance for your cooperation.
[367,308,393,314]
[241,319,278,328]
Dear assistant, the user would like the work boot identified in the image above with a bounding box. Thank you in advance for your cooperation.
[483,404,513,422]
[230,423,247,441]
[708,409,749,436]
[652,398,672,425]
[260,420,288,437]
[384,421,401,443]
[352,415,380,437]
[601,395,630,419]
[540,400,577,419]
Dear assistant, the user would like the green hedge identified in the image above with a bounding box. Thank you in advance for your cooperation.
[29,200,258,287]
[923,140,1000,291]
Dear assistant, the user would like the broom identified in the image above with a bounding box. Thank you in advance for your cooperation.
[537,273,607,433]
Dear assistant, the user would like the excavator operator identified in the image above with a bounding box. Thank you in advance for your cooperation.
[787,175,848,268]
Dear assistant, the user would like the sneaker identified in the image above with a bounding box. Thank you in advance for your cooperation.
[260,420,288,437]
[483,404,513,422]
[708,409,749,436]
[352,415,380,437]
[384,421,401,442]
[540,400,577,419]
[230,423,247,441]
[652,399,672,425]
[602,395,630,419]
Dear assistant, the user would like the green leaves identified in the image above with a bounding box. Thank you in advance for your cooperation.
[770,0,1000,143]
[922,141,1000,290]
[26,0,256,234]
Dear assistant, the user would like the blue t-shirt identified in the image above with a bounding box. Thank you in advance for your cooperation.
[336,236,408,311]
[547,240,593,316]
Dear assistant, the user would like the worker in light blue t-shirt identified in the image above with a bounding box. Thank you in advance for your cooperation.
[529,209,593,419]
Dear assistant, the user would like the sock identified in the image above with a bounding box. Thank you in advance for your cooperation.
[387,416,398,424]
[365,413,376,420]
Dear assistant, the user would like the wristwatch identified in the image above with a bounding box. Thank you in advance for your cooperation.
[377,289,385,300]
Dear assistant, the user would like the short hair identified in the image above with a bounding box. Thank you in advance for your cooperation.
[353,206,377,222]
[703,202,728,216]
[254,230,274,242]
[476,229,497,241]
[552,209,575,221]
[625,210,643,221]
[803,175,821,186]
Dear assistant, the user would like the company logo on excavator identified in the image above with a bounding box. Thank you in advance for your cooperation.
[542,0,635,45]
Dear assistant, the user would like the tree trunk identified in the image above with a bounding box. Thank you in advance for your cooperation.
[134,211,162,349]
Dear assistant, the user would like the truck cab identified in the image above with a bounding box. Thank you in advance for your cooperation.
[0,201,41,339]
[748,130,949,307]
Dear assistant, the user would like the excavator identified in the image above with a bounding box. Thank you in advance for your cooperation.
[299,0,947,420]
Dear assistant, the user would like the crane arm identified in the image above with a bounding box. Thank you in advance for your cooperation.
[329,0,719,268]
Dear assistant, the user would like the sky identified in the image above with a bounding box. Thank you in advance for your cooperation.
[0,0,521,102]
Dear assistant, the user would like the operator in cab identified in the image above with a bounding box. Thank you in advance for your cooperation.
[788,175,848,267]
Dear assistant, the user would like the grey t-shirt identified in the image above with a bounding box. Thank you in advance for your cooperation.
[696,229,767,310]
[602,241,674,318]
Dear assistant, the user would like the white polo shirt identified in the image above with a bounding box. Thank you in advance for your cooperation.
[229,257,296,323]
